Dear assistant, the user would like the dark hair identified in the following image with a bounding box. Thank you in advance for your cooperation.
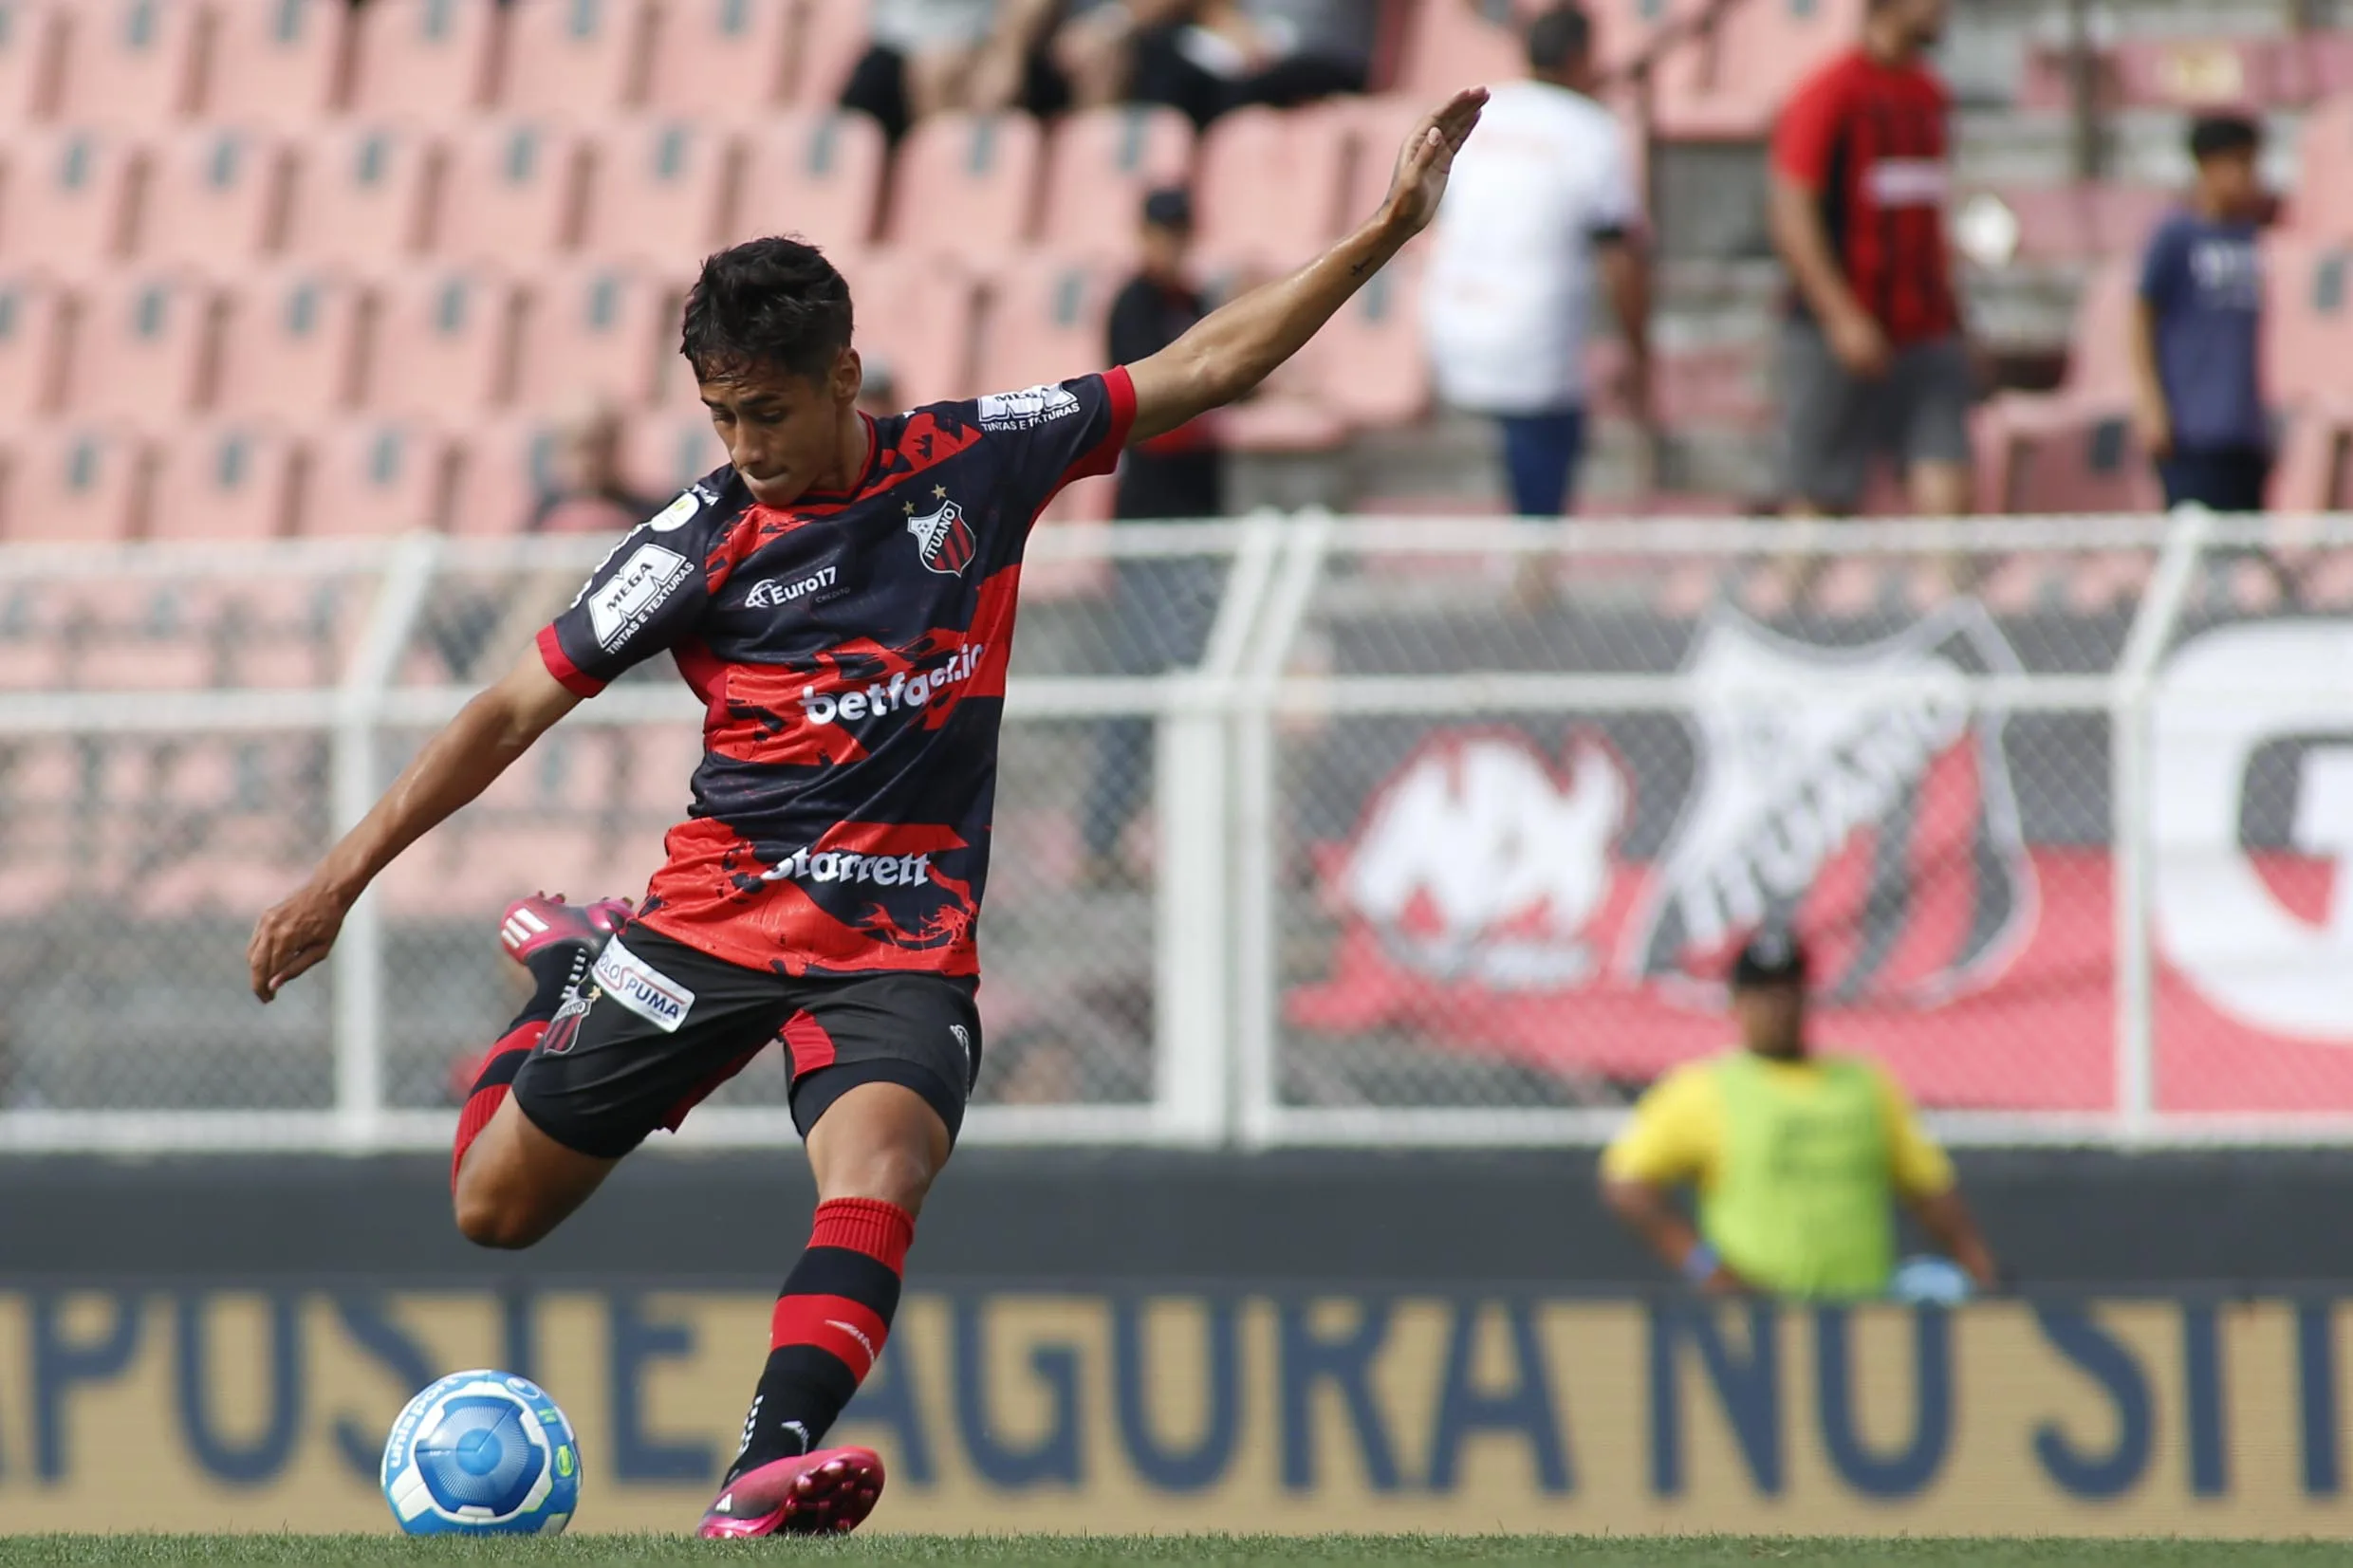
[1526,4,1592,73]
[2189,113,2263,163]
[680,235,854,383]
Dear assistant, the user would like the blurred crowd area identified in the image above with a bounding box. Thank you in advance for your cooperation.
[0,0,2349,552]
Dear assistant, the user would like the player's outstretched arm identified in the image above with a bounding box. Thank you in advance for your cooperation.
[246,653,582,1002]
[1123,86,1488,444]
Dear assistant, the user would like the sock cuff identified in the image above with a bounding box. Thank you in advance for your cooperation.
[810,1197,915,1273]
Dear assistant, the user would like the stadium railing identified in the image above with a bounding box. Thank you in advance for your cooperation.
[2,509,2350,1153]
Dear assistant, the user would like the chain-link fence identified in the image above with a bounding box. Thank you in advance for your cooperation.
[3,514,2351,1149]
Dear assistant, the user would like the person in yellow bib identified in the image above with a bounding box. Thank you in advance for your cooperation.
[1602,928,2000,1300]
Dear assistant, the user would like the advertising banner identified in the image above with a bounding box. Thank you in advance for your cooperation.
[0,1287,2347,1537]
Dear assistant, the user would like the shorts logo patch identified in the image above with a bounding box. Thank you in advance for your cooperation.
[539,987,596,1056]
[950,1023,973,1063]
[592,938,695,1033]
[587,544,692,650]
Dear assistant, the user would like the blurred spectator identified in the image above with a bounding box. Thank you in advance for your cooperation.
[840,0,1073,145]
[859,355,902,419]
[528,404,663,534]
[1127,0,1377,129]
[1081,186,1225,888]
[1767,0,1973,519]
[1425,5,1649,518]
[2132,115,2270,513]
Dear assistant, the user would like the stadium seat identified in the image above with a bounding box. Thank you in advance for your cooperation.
[645,0,795,118]
[280,123,438,268]
[145,423,299,540]
[5,425,146,540]
[832,249,976,410]
[1976,262,2141,512]
[510,265,679,411]
[2270,400,2353,512]
[294,418,451,534]
[2292,94,2353,244]
[0,272,71,420]
[50,0,205,128]
[1972,183,2181,267]
[1393,0,1527,97]
[363,268,520,416]
[884,111,1045,257]
[733,109,887,252]
[1195,104,1350,267]
[972,254,1119,397]
[0,127,141,273]
[624,408,727,497]
[1656,0,1864,139]
[1313,254,1428,429]
[445,415,565,534]
[579,119,736,273]
[0,0,63,124]
[1037,106,1194,259]
[66,273,223,422]
[212,267,369,421]
[346,0,500,120]
[791,0,872,104]
[133,126,289,270]
[497,0,654,120]
[434,119,590,264]
[2263,237,2353,408]
[204,0,347,127]
[1338,95,1435,240]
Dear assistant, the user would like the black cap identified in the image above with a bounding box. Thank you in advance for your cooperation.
[1141,186,1194,231]
[1730,926,1808,990]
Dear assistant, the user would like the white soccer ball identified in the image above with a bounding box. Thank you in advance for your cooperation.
[380,1370,581,1536]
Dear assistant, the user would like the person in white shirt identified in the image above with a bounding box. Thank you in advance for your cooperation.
[1425,4,1651,517]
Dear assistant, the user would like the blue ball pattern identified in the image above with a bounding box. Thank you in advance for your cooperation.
[381,1371,580,1536]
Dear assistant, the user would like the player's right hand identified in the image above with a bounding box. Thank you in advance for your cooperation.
[248,878,352,1002]
[1827,309,1892,379]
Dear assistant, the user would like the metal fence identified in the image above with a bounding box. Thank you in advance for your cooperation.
[3,510,2351,1151]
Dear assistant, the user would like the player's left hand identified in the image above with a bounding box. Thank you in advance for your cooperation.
[248,878,351,1002]
[1380,86,1489,237]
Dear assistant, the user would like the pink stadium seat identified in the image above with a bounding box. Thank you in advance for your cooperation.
[280,122,437,268]
[205,0,347,127]
[2292,95,2353,244]
[1037,106,1194,259]
[1394,0,1527,97]
[498,0,654,120]
[1976,261,2140,512]
[0,127,140,273]
[346,0,499,120]
[67,273,223,421]
[134,125,289,269]
[1338,94,1435,238]
[511,265,678,410]
[884,111,1045,257]
[0,0,64,123]
[445,415,565,534]
[295,418,450,534]
[51,0,205,128]
[364,267,520,416]
[972,254,1118,397]
[2263,237,2353,408]
[1657,0,1864,139]
[791,0,872,104]
[831,249,975,409]
[5,425,146,541]
[734,109,886,252]
[1972,183,2180,267]
[2270,400,2353,512]
[1314,254,1427,428]
[624,408,726,496]
[145,423,299,539]
[213,267,368,420]
[580,119,736,272]
[1195,105,1350,267]
[0,272,70,419]
[646,0,795,118]
[435,119,589,264]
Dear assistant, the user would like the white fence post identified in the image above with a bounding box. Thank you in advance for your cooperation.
[330,532,444,1151]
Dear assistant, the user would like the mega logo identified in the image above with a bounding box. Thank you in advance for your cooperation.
[585,543,692,651]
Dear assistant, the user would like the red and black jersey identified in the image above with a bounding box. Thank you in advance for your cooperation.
[1771,47,1957,345]
[539,368,1138,978]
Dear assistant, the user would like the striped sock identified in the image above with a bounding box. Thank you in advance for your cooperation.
[727,1198,915,1481]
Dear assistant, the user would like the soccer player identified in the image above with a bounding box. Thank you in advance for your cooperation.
[247,86,1488,1540]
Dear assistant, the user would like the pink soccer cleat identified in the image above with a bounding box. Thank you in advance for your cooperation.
[495,892,632,964]
[696,1448,886,1539]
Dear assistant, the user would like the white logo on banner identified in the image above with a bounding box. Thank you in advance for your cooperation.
[2152,621,2353,1040]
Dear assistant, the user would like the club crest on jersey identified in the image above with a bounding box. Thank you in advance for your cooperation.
[905,495,976,577]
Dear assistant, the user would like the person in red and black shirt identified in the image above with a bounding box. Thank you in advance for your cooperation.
[247,88,1490,1541]
[1768,0,1973,519]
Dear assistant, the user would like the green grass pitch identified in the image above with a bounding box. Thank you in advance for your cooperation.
[0,1539,2341,1566]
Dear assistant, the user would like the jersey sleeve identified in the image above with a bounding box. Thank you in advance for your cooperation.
[1586,119,1644,239]
[1602,1064,1721,1191]
[1770,68,1846,191]
[1873,1066,1957,1199]
[973,367,1139,521]
[536,489,720,697]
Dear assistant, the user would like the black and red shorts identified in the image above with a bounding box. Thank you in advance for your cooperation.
[509,925,982,1160]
